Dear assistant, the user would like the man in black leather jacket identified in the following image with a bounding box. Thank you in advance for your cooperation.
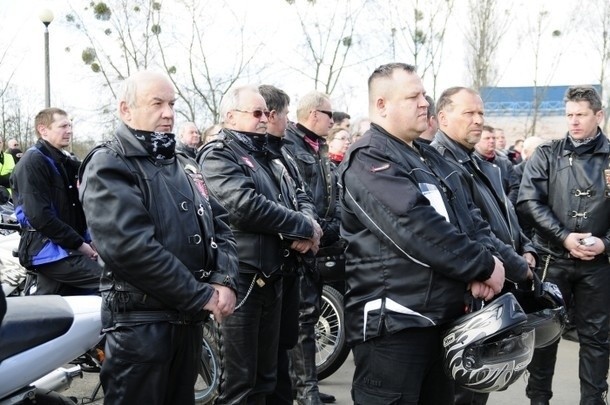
[176,121,201,159]
[431,87,535,405]
[517,86,610,405]
[198,85,322,405]
[79,71,238,405]
[283,91,340,405]
[10,108,101,295]
[341,63,505,405]
[259,84,319,405]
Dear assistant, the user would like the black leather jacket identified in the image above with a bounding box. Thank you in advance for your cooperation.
[284,122,340,247]
[432,131,534,282]
[517,130,610,258]
[198,129,316,277]
[473,151,520,205]
[340,125,498,345]
[79,123,238,317]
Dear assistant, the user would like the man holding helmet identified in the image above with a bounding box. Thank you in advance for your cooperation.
[340,62,505,404]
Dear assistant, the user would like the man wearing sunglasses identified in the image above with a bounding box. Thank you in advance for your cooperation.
[284,91,340,405]
[198,85,322,405]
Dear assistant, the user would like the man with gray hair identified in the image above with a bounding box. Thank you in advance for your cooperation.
[199,85,322,404]
[518,86,610,405]
[79,70,239,404]
[176,122,201,159]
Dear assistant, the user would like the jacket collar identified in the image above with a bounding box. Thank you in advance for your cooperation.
[114,123,151,158]
[560,128,609,157]
[433,130,474,164]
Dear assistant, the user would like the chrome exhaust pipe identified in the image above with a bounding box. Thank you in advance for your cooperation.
[32,366,83,392]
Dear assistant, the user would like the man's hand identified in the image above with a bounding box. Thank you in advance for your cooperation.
[564,232,602,260]
[309,218,323,255]
[482,256,505,295]
[522,252,536,269]
[469,281,495,301]
[291,239,314,254]
[203,289,219,314]
[78,242,98,261]
[212,285,236,323]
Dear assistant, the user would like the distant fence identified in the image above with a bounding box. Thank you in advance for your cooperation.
[481,85,603,117]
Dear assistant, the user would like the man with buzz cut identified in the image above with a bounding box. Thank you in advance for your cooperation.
[340,62,505,404]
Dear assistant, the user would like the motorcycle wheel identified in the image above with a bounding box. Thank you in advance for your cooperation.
[315,285,350,381]
[194,321,221,404]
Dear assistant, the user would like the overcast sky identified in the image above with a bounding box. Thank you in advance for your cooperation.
[0,0,604,135]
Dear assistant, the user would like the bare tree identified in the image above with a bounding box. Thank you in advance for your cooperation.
[285,0,368,95]
[522,8,567,137]
[65,0,164,137]
[378,0,455,99]
[586,0,610,133]
[153,0,266,124]
[0,86,37,149]
[463,0,511,91]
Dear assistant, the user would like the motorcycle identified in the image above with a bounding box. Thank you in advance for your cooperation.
[315,244,350,381]
[0,295,103,404]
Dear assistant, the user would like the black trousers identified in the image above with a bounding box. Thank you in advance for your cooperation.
[100,321,202,405]
[526,256,610,404]
[35,254,101,295]
[217,272,283,405]
[267,272,300,405]
[289,269,323,401]
[352,326,454,405]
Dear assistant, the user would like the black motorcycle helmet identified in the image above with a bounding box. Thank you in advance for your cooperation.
[442,293,535,393]
[511,273,567,349]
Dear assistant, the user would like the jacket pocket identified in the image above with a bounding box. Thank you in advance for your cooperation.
[18,232,46,270]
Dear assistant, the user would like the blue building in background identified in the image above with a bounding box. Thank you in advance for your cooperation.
[480,85,603,117]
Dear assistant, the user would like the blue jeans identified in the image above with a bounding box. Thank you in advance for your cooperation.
[352,326,453,405]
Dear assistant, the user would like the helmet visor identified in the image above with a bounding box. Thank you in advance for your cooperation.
[465,328,535,370]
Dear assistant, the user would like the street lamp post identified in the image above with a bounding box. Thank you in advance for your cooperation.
[39,9,54,108]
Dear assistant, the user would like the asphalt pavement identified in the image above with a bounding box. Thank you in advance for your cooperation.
[64,337,587,404]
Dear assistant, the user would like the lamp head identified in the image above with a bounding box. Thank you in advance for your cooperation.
[39,9,54,26]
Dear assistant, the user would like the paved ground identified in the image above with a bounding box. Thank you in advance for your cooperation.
[320,338,583,404]
[63,337,586,404]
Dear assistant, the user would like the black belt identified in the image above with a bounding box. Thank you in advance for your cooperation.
[113,310,209,325]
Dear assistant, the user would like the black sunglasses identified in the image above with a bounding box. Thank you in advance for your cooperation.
[234,109,270,119]
[316,110,333,119]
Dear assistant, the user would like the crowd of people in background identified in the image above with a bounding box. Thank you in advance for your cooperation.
[1,63,607,405]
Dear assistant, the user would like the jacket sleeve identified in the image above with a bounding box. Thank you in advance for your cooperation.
[504,160,521,205]
[79,149,215,313]
[517,145,570,246]
[12,152,84,249]
[451,167,529,283]
[200,147,314,240]
[342,146,494,283]
[205,194,239,292]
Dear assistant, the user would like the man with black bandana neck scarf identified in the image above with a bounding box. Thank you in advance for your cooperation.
[198,85,322,405]
[517,86,609,405]
[79,70,239,405]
